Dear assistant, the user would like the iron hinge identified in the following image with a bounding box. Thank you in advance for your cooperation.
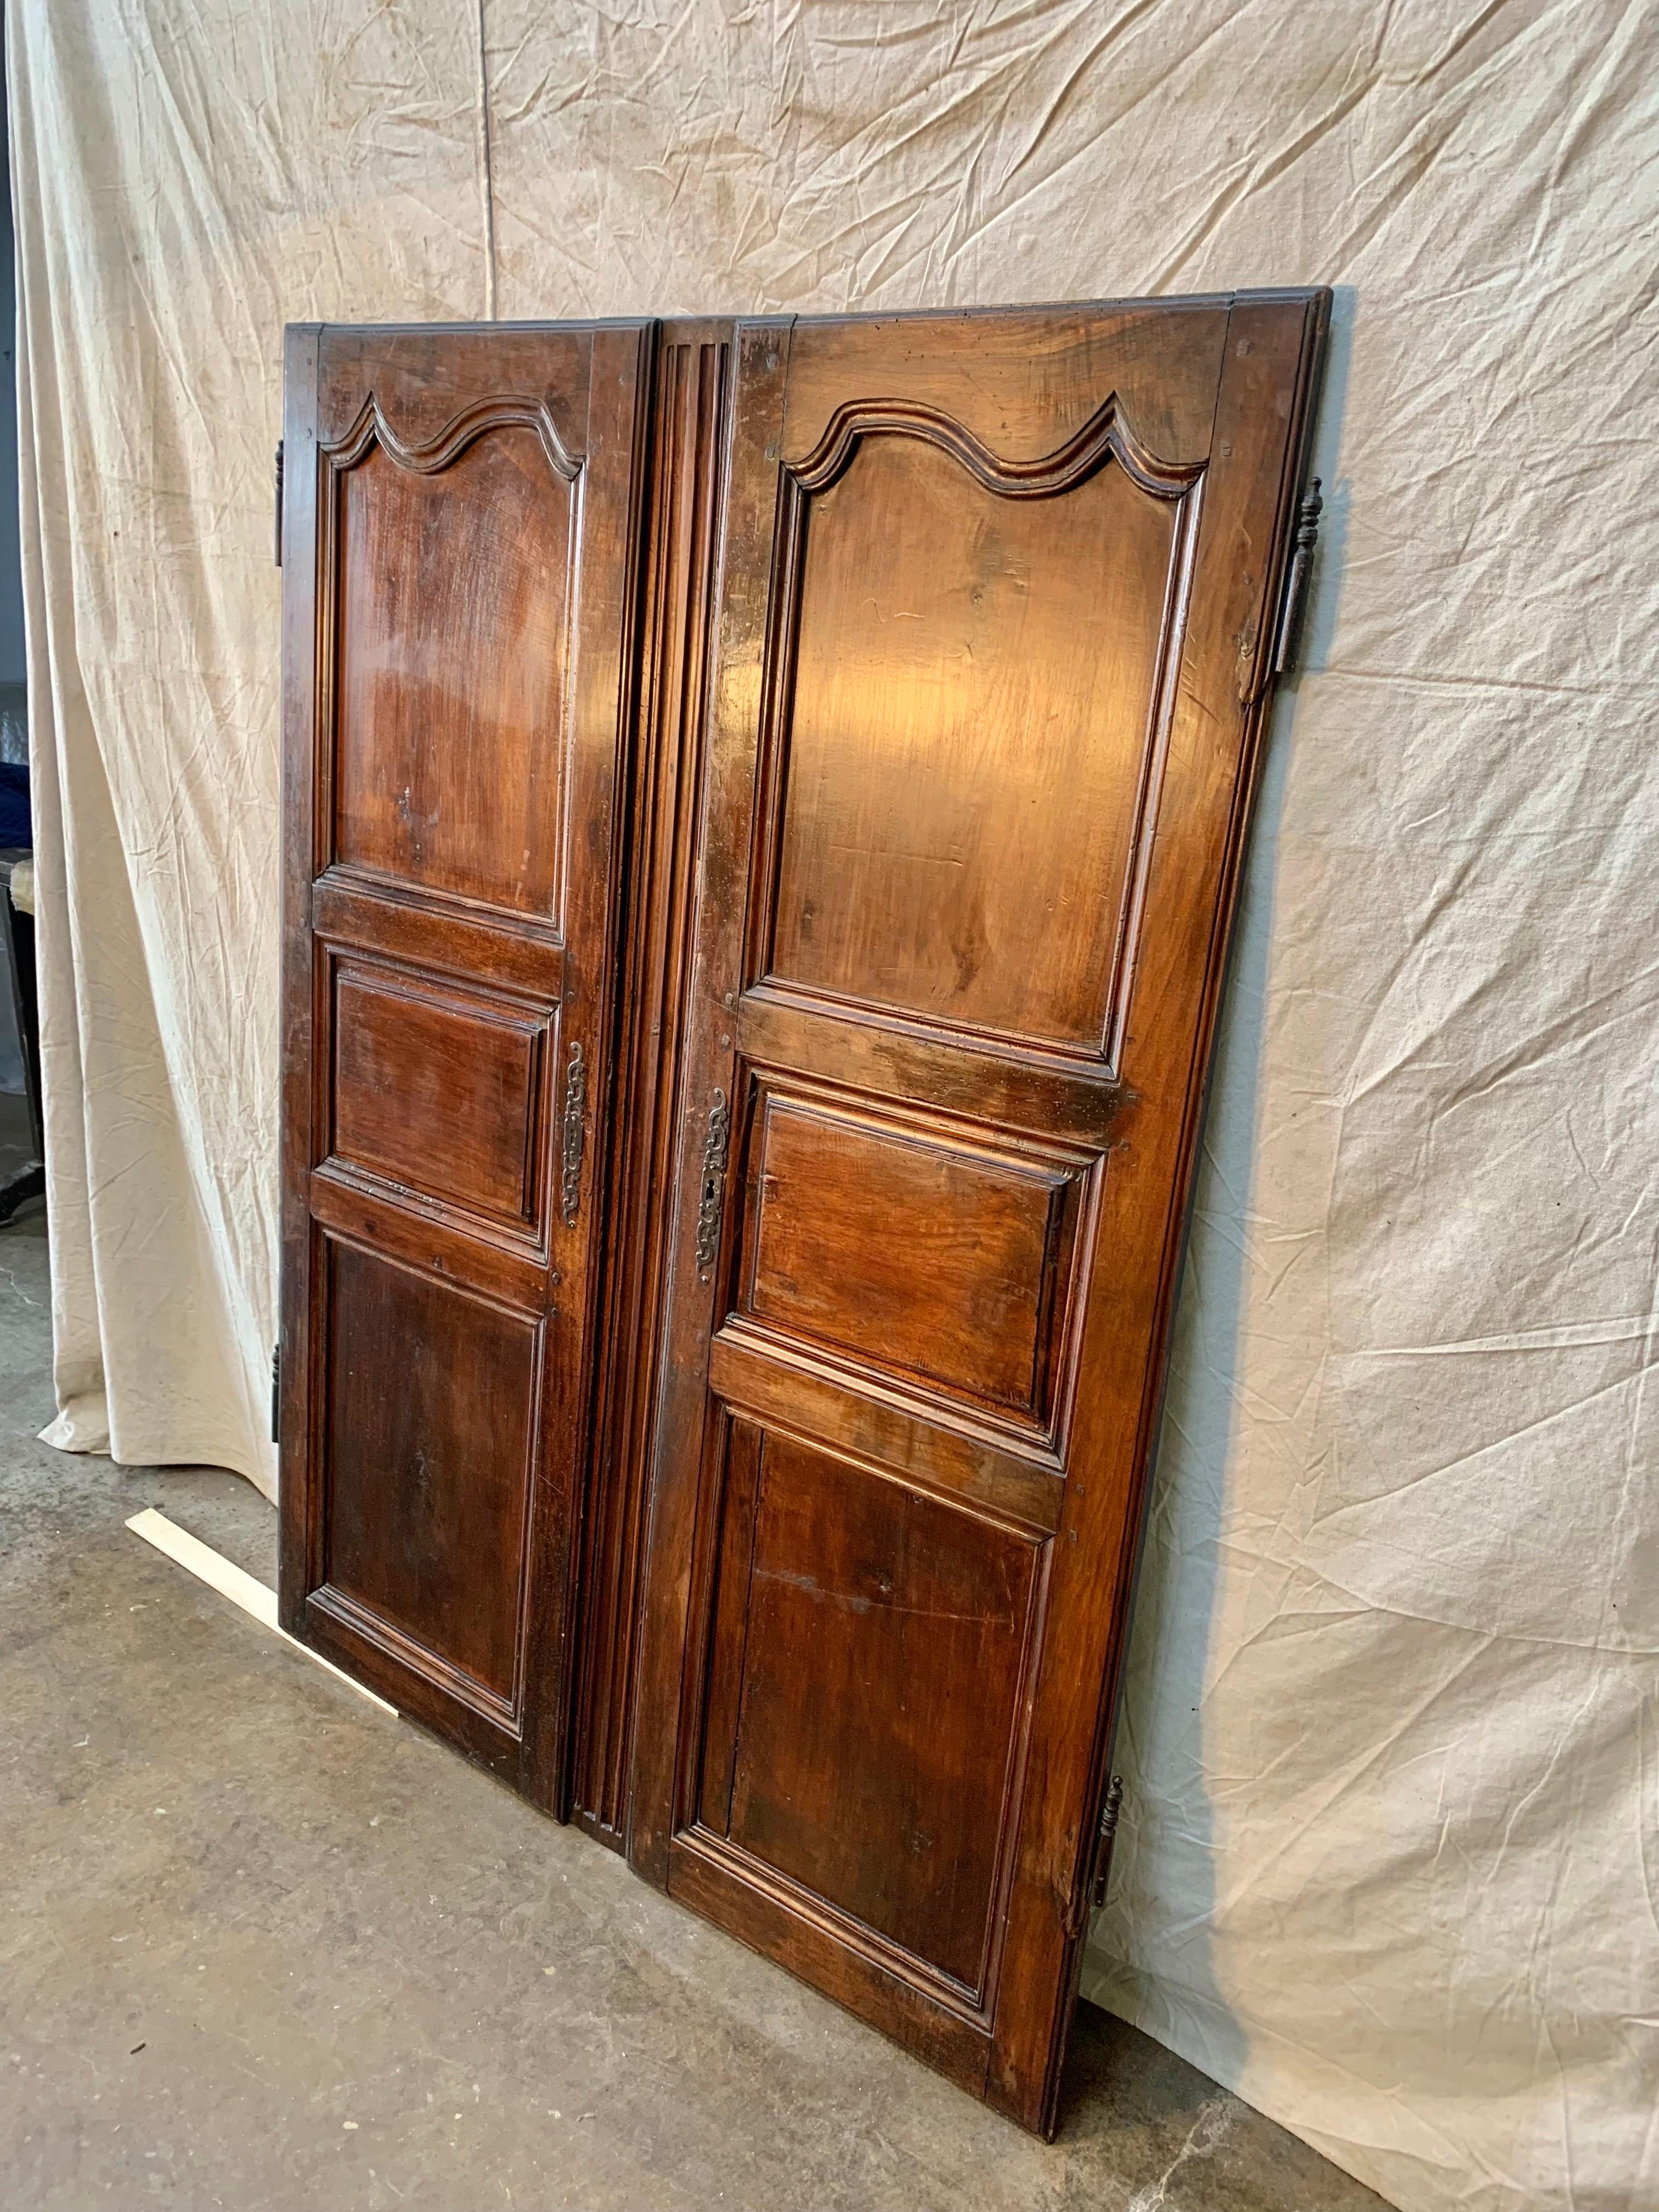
[1272,475,1322,676]
[269,1341,281,1444]
[1090,1774,1126,1912]
[273,440,284,567]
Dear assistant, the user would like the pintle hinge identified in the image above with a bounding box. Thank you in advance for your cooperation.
[269,1341,281,1444]
[1271,476,1322,675]
[1090,1774,1126,1912]
[274,440,284,567]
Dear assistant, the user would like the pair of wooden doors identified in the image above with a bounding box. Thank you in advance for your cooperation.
[278,292,1328,2132]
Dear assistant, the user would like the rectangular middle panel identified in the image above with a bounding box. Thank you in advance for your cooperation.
[733,1079,1090,1435]
[329,958,549,1232]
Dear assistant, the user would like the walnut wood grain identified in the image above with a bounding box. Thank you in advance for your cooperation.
[280,320,652,1811]
[628,291,1330,2137]
[569,326,732,1848]
[281,293,1329,2141]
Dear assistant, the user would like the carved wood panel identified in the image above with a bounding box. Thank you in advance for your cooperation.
[329,958,550,1233]
[755,400,1200,1062]
[280,321,651,1796]
[280,295,1329,2137]
[333,426,576,917]
[691,1418,1045,2001]
[317,1239,541,1717]
[730,1076,1093,1442]
[629,294,1330,2135]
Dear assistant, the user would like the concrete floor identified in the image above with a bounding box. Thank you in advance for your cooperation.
[0,1198,1387,2211]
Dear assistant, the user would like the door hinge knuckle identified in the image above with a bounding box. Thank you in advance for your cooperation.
[269,1341,281,1444]
[274,440,284,568]
[1090,1774,1125,1912]
[1272,475,1322,676]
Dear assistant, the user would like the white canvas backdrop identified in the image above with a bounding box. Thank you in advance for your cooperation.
[9,4,1656,2207]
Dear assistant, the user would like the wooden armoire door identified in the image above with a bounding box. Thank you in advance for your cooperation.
[630,293,1328,2130]
[278,321,649,1802]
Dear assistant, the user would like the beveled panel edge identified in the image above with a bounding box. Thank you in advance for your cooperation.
[313,868,567,1002]
[310,1176,549,1310]
[715,1313,1063,1473]
[667,1834,994,2094]
[744,1057,1098,1179]
[689,1410,763,1839]
[741,977,1122,1078]
[707,1325,1064,1536]
[735,991,1129,1149]
[790,391,1201,501]
[675,1825,994,2021]
[323,391,582,481]
[737,1076,1088,1435]
[1101,471,1209,1074]
[307,1583,522,1733]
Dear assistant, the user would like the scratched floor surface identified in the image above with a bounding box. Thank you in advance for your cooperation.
[0,1201,1389,2212]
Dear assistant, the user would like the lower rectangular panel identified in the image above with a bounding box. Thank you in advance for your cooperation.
[311,1238,542,1757]
[667,1832,994,2094]
[689,1420,1045,2004]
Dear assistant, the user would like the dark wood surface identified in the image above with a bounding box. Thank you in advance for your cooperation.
[569,324,732,1848]
[0,851,43,1222]
[627,294,1329,2133]
[279,320,651,1799]
[280,293,1329,2136]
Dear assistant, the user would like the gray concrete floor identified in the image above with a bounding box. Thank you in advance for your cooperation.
[1,1200,1387,2211]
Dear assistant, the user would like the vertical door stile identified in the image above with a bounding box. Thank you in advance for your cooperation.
[572,321,735,1846]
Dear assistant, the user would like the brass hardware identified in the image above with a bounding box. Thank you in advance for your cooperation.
[560,1040,586,1226]
[1272,476,1322,675]
[695,1087,730,1277]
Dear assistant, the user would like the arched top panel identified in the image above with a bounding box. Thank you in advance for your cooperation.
[789,393,1203,503]
[325,392,582,482]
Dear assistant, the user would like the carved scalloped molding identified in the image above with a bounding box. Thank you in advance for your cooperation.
[325,392,581,481]
[789,393,1201,501]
